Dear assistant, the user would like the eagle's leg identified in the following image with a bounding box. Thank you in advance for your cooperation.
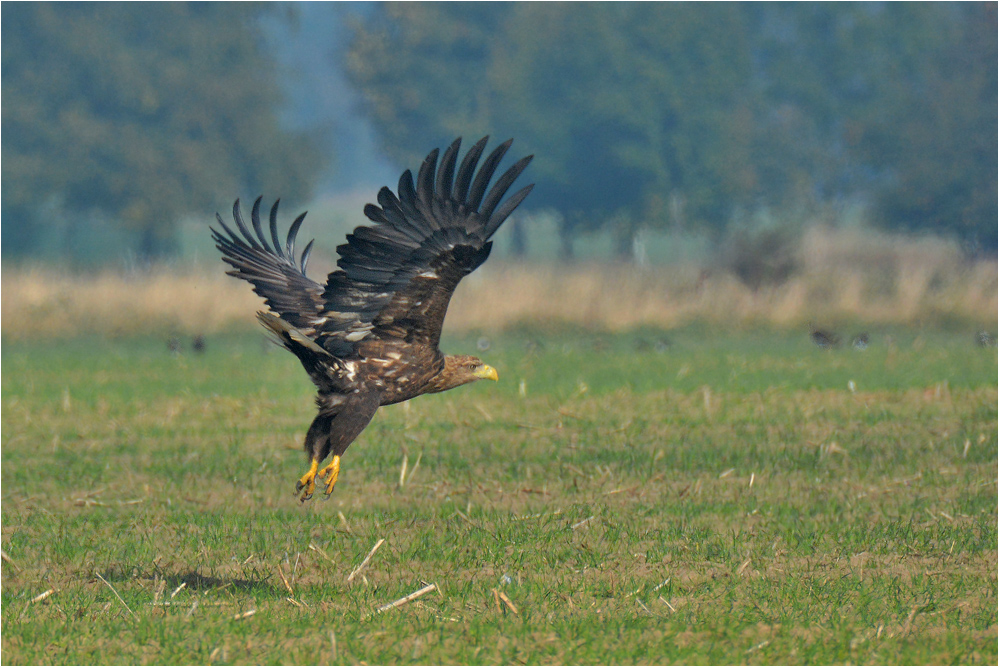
[319,455,341,496]
[296,413,335,502]
[296,392,379,502]
[296,458,320,501]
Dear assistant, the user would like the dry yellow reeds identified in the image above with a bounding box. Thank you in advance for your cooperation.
[1,227,995,339]
[2,265,249,337]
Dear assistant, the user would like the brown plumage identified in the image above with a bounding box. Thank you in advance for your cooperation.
[212,137,533,501]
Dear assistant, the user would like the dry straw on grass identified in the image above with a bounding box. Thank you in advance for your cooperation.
[375,582,438,613]
[346,538,386,584]
[2,227,995,339]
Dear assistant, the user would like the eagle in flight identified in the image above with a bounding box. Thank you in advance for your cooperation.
[212,137,533,501]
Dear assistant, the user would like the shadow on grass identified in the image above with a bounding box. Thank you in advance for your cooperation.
[99,563,278,595]
[162,570,276,594]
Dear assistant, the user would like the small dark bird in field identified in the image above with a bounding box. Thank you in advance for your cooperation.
[852,332,869,351]
[976,330,997,347]
[192,335,206,354]
[213,137,533,501]
[810,324,840,349]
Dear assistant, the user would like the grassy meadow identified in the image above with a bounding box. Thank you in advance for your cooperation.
[2,321,997,664]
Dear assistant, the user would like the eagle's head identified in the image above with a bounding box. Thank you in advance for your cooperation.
[428,354,498,393]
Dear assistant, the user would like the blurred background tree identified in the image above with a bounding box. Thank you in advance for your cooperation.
[348,3,766,258]
[347,1,997,259]
[1,2,995,267]
[2,2,322,263]
[748,2,998,255]
[850,3,998,255]
[345,2,508,166]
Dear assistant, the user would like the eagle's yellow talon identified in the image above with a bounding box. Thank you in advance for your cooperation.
[297,458,319,502]
[319,455,341,497]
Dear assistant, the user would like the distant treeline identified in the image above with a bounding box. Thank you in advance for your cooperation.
[2,2,996,265]
[1,3,321,262]
[347,3,997,257]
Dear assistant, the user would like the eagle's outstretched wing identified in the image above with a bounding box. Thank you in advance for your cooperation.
[213,136,533,358]
[320,136,533,354]
[211,197,327,337]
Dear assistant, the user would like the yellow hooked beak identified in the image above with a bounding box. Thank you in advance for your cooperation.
[474,364,499,382]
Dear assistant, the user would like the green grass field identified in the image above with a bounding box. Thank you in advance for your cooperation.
[2,326,997,664]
